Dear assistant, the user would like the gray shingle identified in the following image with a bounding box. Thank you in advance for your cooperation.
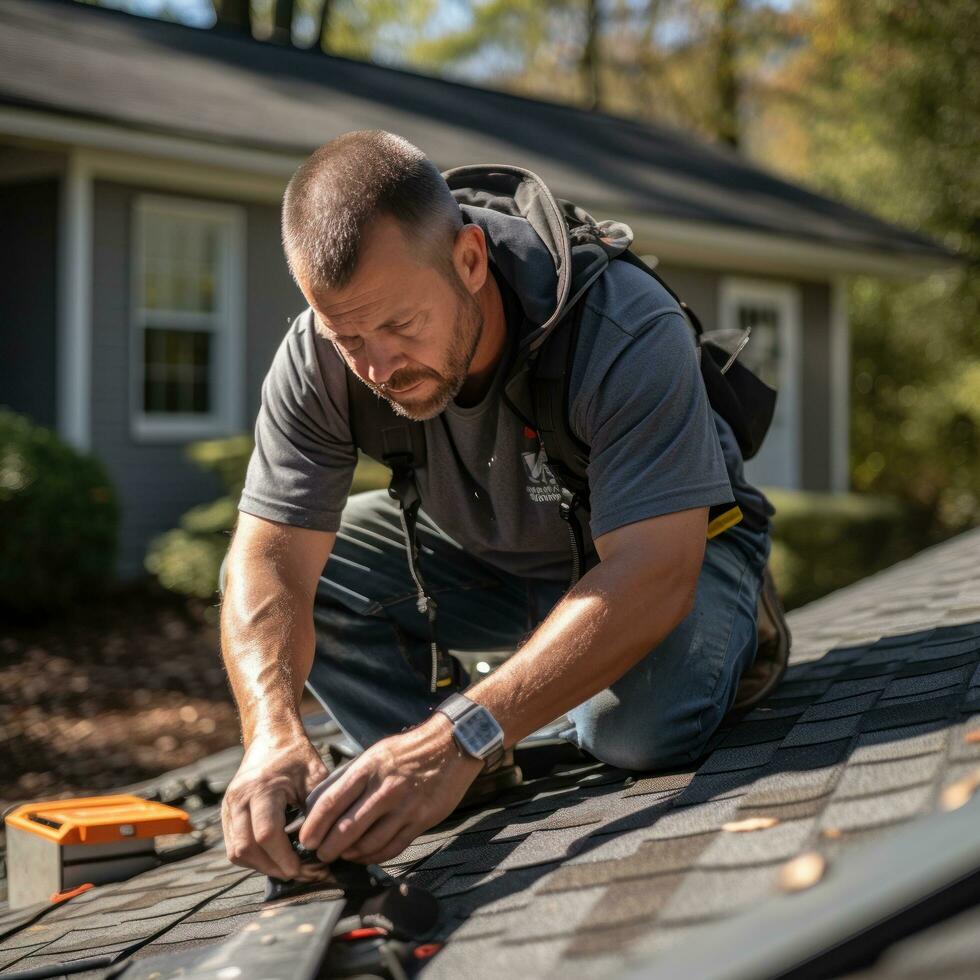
[4,530,980,980]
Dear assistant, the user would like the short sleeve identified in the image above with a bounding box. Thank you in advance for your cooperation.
[574,310,735,541]
[238,315,357,532]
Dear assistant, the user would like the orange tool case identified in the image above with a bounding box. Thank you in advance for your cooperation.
[4,795,190,909]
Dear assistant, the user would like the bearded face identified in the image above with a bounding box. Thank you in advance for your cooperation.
[368,273,484,421]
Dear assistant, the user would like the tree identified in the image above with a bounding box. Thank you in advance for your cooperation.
[763,0,979,538]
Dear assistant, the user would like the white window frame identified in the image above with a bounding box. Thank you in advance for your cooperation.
[718,277,802,489]
[130,195,245,442]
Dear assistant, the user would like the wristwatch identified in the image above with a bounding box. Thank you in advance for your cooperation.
[435,693,505,772]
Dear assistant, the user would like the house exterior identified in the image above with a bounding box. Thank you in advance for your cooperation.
[0,0,958,575]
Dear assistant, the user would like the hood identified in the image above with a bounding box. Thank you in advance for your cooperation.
[441,164,634,356]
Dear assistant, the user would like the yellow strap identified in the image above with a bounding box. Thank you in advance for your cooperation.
[707,505,743,539]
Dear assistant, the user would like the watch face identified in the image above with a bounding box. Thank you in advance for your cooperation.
[456,708,501,757]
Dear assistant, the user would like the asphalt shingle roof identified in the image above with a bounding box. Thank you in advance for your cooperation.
[0,0,958,266]
[2,526,979,978]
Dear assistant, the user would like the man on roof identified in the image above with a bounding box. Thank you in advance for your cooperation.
[219,129,789,882]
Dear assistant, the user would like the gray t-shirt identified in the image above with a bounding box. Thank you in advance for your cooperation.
[239,255,758,582]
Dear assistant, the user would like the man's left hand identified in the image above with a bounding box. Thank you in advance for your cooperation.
[298,714,483,865]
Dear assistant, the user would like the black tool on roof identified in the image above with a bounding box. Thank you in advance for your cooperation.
[260,760,441,978]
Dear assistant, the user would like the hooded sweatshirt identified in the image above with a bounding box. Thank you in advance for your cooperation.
[239,169,772,582]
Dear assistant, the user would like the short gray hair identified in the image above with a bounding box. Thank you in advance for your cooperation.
[282,130,463,293]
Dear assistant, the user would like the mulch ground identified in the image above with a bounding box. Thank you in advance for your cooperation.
[0,582,319,811]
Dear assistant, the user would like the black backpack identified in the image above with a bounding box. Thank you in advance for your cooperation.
[343,168,776,692]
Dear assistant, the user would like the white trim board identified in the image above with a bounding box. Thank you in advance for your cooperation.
[57,153,93,452]
[830,277,851,492]
[719,277,802,490]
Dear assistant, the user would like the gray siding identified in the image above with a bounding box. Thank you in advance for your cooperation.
[245,202,306,420]
[0,179,58,427]
[89,180,302,575]
[654,258,834,492]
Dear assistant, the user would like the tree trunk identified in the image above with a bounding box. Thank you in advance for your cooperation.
[270,0,294,45]
[213,0,251,34]
[715,0,741,148]
[581,0,602,111]
[317,0,332,51]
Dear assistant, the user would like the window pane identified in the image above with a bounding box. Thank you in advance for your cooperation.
[142,327,211,415]
[738,302,781,388]
[141,209,221,314]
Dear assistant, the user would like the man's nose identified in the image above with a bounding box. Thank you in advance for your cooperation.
[362,344,406,386]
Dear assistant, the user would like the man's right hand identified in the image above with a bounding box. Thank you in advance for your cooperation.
[221,735,331,880]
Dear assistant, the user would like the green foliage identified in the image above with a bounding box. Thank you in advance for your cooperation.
[773,0,980,541]
[765,488,925,610]
[145,435,253,600]
[145,436,391,599]
[0,408,118,615]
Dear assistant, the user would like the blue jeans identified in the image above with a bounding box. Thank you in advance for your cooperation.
[309,490,770,771]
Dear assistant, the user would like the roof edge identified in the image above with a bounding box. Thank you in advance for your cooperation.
[0,104,962,280]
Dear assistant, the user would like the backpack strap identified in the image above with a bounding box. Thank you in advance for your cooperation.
[527,251,761,585]
[344,373,454,694]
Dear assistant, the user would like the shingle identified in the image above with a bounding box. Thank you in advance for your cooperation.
[740,766,840,809]
[620,770,696,797]
[695,818,815,867]
[645,799,741,840]
[573,873,686,930]
[672,770,758,805]
[819,676,894,700]
[434,865,563,918]
[836,661,901,680]
[423,935,568,980]
[538,832,716,894]
[796,691,880,722]
[421,839,525,872]
[694,742,780,774]
[489,800,609,841]
[779,715,862,748]
[766,679,831,698]
[737,795,830,821]
[860,695,959,732]
[848,722,949,763]
[875,684,964,706]
[494,890,602,943]
[819,783,933,831]
[833,753,942,799]
[495,826,601,871]
[658,864,781,923]
[767,737,855,775]
[716,715,799,748]
[894,651,979,676]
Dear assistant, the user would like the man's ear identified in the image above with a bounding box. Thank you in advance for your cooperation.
[453,222,489,293]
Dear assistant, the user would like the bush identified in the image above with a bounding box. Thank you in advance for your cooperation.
[145,436,390,599]
[0,408,119,615]
[145,436,252,600]
[766,488,927,610]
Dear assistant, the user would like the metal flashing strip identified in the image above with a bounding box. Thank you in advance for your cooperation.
[109,898,346,980]
[615,792,980,980]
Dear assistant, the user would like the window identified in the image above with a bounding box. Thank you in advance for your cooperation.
[131,196,244,440]
[718,278,801,489]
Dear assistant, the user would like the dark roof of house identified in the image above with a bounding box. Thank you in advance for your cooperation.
[2,526,979,979]
[0,0,959,267]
